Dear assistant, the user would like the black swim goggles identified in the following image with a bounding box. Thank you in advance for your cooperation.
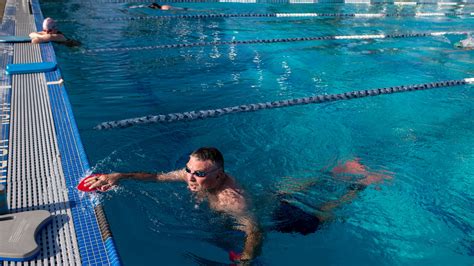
[185,166,220,177]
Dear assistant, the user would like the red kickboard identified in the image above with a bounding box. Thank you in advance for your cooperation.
[228,251,242,262]
[77,174,109,192]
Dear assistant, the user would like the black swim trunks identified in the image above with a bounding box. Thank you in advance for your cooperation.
[272,199,321,235]
[272,182,366,235]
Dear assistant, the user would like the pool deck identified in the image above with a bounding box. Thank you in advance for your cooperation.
[0,0,120,265]
[0,0,5,22]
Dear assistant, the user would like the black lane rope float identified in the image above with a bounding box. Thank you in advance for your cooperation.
[56,11,474,23]
[95,78,474,130]
[83,31,471,54]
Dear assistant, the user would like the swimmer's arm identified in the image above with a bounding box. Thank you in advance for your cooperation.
[224,197,262,261]
[30,32,47,44]
[31,37,43,44]
[117,170,186,182]
[157,169,186,181]
[316,159,371,220]
[30,34,67,44]
[317,185,364,221]
[128,4,146,8]
[318,174,388,221]
[87,170,185,189]
[239,215,263,261]
[169,6,187,11]
[29,32,44,38]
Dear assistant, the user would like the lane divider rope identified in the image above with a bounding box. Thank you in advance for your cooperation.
[83,31,471,54]
[56,11,474,22]
[95,78,474,130]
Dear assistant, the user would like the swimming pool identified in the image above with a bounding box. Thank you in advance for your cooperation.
[40,1,473,264]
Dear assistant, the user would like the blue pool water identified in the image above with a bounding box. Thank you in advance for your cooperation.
[41,1,473,265]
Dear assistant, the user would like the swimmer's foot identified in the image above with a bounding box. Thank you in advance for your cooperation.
[333,158,393,187]
[332,158,367,175]
[358,172,392,188]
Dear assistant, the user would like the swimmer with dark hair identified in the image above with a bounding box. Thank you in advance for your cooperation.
[148,3,166,9]
[129,2,188,10]
[83,146,391,263]
[84,147,262,263]
[149,2,189,10]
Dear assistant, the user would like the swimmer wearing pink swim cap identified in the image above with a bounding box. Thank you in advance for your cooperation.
[29,17,80,46]
[42,17,57,33]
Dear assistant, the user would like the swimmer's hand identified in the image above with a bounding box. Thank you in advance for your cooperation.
[229,250,254,265]
[84,173,122,191]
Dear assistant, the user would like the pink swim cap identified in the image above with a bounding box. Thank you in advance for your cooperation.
[42,17,57,31]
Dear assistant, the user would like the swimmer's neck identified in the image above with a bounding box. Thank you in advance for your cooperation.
[204,173,230,195]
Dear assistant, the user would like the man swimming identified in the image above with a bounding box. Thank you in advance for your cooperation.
[84,147,390,262]
[455,35,474,50]
[29,18,80,46]
[85,147,262,262]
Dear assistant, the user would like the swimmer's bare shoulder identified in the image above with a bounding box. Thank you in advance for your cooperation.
[213,176,247,213]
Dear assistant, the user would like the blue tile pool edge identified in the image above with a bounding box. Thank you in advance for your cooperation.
[0,1,14,189]
[27,0,122,265]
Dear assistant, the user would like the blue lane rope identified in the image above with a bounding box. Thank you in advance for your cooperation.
[95,78,474,130]
[83,31,471,54]
[56,11,474,22]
